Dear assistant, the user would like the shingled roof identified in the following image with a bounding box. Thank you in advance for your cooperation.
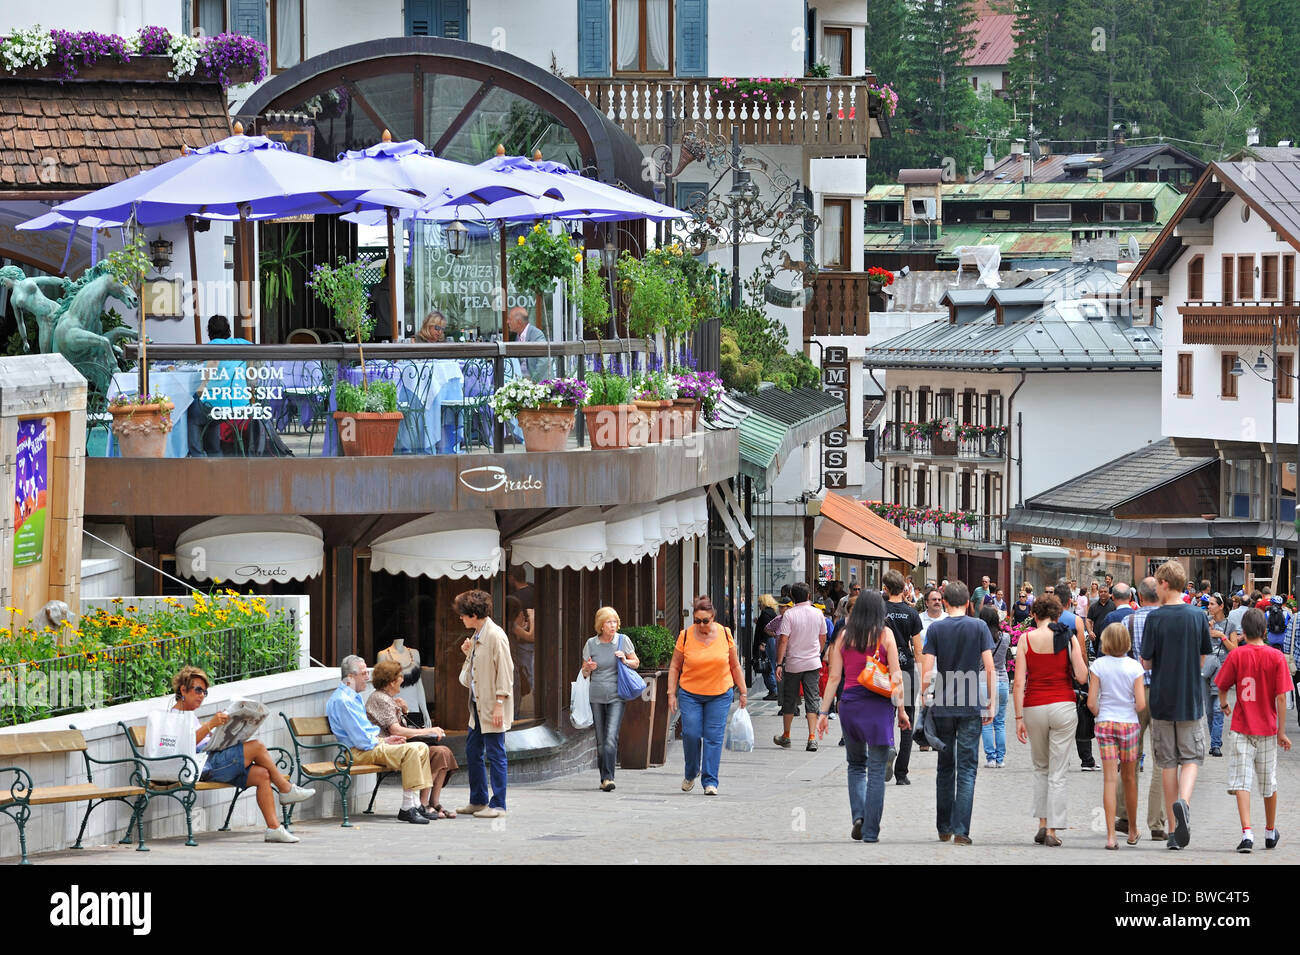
[1025,439,1215,514]
[0,80,231,191]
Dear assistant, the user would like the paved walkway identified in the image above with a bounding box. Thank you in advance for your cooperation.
[30,698,1300,865]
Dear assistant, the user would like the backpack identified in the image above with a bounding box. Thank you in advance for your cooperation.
[1267,605,1288,637]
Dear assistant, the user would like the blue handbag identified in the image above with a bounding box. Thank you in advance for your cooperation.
[614,635,648,701]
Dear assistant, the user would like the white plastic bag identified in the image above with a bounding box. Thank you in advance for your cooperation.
[725,706,754,752]
[145,708,207,782]
[570,673,593,729]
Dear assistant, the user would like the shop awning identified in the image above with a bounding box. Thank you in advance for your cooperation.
[703,387,846,487]
[814,519,903,561]
[658,499,684,544]
[510,510,607,571]
[817,492,925,565]
[708,480,755,550]
[176,515,324,584]
[604,505,649,564]
[370,512,503,579]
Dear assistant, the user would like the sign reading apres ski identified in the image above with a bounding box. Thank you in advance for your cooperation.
[13,418,47,567]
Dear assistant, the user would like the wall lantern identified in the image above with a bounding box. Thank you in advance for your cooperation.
[149,236,173,271]
[223,234,236,270]
[446,220,470,257]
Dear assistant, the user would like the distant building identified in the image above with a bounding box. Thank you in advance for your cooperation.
[972,140,1205,192]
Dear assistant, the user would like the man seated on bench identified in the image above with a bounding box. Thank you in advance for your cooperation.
[170,665,315,843]
[327,655,435,825]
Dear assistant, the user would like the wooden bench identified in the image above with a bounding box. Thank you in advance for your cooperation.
[120,723,295,846]
[280,714,389,827]
[0,728,149,864]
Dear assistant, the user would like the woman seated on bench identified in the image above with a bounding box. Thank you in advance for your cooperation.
[366,659,461,819]
[169,665,316,843]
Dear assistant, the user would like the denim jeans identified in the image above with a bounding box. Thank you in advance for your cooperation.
[982,680,1010,763]
[844,738,891,840]
[466,708,508,810]
[1205,680,1223,749]
[591,699,626,781]
[678,687,733,788]
[932,714,982,837]
[894,662,916,778]
[763,636,779,694]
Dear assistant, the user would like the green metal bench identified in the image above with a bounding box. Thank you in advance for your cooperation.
[0,727,150,863]
[279,713,389,827]
[119,723,295,846]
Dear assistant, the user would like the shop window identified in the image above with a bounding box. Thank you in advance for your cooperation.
[1221,352,1238,398]
[1186,255,1203,301]
[1177,352,1193,397]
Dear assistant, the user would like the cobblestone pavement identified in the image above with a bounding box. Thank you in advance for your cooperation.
[32,697,1300,865]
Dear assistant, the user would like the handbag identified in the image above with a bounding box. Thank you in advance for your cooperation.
[856,640,894,698]
[614,635,648,701]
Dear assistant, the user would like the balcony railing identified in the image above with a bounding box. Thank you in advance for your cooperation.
[93,339,667,460]
[958,431,1008,460]
[805,272,876,337]
[1179,302,1300,346]
[569,77,882,150]
[881,513,1004,547]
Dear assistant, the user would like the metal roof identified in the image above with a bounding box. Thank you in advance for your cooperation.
[861,264,1162,370]
[1025,439,1216,514]
[964,14,1016,67]
[863,224,1166,261]
[1004,513,1297,549]
[866,181,1178,202]
[703,387,845,488]
[972,144,1205,185]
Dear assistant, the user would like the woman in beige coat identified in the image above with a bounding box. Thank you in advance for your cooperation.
[455,589,514,818]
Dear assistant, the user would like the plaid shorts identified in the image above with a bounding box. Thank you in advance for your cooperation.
[1095,720,1141,763]
[1226,731,1278,798]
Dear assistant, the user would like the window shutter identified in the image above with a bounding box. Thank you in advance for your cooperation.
[437,0,467,38]
[577,0,610,77]
[676,0,708,76]
[406,0,433,35]
[230,0,267,45]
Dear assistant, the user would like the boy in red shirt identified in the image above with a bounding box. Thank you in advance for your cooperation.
[1215,608,1294,852]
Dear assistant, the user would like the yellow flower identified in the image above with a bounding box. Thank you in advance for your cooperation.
[573,252,583,262]
[533,223,543,232]
[517,236,526,246]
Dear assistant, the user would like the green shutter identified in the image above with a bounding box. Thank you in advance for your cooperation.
[230,0,267,45]
[577,0,610,77]
[676,0,707,76]
[406,0,434,35]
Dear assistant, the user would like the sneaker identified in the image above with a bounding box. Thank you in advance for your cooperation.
[397,808,430,825]
[806,738,819,752]
[851,817,864,841]
[1166,836,1181,851]
[473,807,505,819]
[773,734,791,748]
[703,785,718,796]
[885,748,897,782]
[1266,829,1281,850]
[1210,747,1223,757]
[277,784,316,806]
[953,835,973,846]
[264,825,300,843]
[996,762,1004,769]
[1172,798,1191,848]
[600,780,616,792]
[456,803,488,815]
[895,774,911,786]
[1081,763,1102,772]
[417,805,440,821]
[986,759,997,769]
[1237,836,1254,853]
[682,777,697,792]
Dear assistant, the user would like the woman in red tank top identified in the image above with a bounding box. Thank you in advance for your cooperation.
[1012,593,1089,846]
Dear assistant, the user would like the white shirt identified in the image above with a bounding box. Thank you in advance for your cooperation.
[1090,655,1145,724]
[920,611,945,635]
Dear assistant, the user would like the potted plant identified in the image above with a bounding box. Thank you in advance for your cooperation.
[507,222,580,328]
[672,369,725,434]
[582,370,646,449]
[712,76,800,104]
[490,376,587,452]
[569,260,611,339]
[621,624,678,767]
[107,391,173,457]
[632,370,678,443]
[616,250,689,342]
[309,257,405,457]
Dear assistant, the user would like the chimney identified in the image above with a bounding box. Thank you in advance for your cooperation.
[1247,128,1260,147]
[1009,139,1025,158]
[1072,227,1119,270]
[983,139,995,172]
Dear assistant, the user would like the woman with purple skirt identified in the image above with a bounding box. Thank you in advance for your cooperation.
[817,590,911,842]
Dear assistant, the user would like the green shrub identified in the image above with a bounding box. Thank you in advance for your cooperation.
[623,624,676,670]
[337,379,398,413]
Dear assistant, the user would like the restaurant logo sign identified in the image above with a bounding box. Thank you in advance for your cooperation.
[1085,541,1119,553]
[458,465,543,495]
[449,559,499,576]
[1176,547,1243,557]
[1031,536,1063,547]
[234,564,289,579]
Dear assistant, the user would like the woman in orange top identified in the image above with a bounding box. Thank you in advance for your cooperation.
[668,595,748,795]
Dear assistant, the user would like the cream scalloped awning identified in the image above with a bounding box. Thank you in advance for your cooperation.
[604,505,649,564]
[176,515,324,584]
[510,510,607,571]
[370,512,503,580]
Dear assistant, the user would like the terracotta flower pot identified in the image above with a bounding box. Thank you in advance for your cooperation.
[583,404,649,449]
[516,405,576,452]
[109,402,174,458]
[634,399,665,445]
[671,397,700,436]
[333,410,403,456]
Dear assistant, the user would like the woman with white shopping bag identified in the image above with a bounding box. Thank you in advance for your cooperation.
[580,606,640,792]
[163,666,315,844]
[816,592,910,843]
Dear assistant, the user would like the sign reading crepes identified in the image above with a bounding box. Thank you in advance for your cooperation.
[822,347,850,490]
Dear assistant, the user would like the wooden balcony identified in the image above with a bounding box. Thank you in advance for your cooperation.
[568,77,884,152]
[804,272,882,337]
[1179,303,1300,346]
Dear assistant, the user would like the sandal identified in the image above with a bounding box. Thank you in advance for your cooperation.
[1044,833,1062,847]
[1034,827,1047,845]
[433,804,456,819]
[1127,834,1141,846]
[1105,842,1118,850]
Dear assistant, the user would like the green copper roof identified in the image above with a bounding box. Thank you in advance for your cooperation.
[863,223,1167,260]
[705,387,845,488]
[865,181,1183,201]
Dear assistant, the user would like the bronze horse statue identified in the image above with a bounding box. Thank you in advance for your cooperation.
[0,265,70,353]
[51,266,139,396]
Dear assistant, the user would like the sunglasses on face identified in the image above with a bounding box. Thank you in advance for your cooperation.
[187,685,208,696]
[694,617,712,625]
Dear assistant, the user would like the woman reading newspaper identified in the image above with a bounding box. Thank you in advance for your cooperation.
[167,665,316,843]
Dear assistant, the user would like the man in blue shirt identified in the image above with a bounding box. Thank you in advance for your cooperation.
[327,655,434,824]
